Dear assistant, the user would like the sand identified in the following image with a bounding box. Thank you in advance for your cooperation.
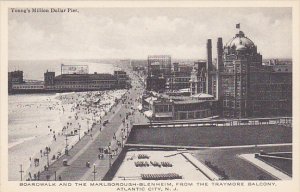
[8,90,126,181]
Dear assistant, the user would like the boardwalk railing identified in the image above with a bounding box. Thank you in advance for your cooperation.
[133,117,292,129]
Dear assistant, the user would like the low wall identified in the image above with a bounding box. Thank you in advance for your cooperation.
[127,125,292,147]
[102,147,129,181]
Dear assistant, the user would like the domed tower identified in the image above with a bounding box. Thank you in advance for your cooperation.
[221,26,263,118]
[224,30,258,56]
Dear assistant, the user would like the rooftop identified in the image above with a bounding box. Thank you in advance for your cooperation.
[55,73,116,80]
[226,30,255,49]
[113,150,219,181]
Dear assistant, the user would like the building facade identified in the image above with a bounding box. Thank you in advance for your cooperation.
[168,63,193,91]
[9,69,129,94]
[44,72,118,92]
[146,55,171,92]
[142,92,216,121]
[147,55,172,77]
[213,29,292,118]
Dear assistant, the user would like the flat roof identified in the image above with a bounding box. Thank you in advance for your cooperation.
[113,150,219,181]
[55,73,116,80]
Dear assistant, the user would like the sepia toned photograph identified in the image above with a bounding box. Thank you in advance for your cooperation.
[1,1,299,192]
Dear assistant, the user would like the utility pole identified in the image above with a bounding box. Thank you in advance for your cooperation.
[108,145,112,168]
[92,163,97,181]
[126,123,129,138]
[46,147,50,167]
[78,126,81,141]
[65,135,68,148]
[65,135,69,155]
[121,129,124,148]
[19,164,24,181]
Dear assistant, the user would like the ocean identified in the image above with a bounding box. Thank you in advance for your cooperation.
[8,60,117,80]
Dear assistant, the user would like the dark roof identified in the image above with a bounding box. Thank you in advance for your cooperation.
[55,73,116,81]
[272,65,292,73]
[24,80,44,85]
[174,100,208,104]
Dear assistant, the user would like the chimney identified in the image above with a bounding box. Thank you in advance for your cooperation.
[207,39,212,72]
[206,39,213,94]
[217,37,223,72]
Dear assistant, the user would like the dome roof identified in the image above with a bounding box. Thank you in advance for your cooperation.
[236,44,247,51]
[226,31,255,49]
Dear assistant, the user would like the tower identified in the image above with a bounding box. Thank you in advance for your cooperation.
[44,71,55,86]
[221,25,262,118]
[195,61,206,93]
[190,67,198,96]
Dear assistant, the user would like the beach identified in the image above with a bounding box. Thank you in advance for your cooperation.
[8,89,127,181]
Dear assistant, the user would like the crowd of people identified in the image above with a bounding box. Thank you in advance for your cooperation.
[24,90,127,181]
[22,69,147,181]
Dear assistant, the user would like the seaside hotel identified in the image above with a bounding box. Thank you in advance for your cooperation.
[144,26,292,120]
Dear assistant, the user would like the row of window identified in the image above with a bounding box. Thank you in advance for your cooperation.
[176,109,211,120]
[56,80,115,84]
[46,84,111,89]
[175,103,210,111]
[13,85,44,89]
[155,105,172,113]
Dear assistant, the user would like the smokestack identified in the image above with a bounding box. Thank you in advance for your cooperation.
[217,37,223,72]
[206,39,212,72]
[206,39,213,94]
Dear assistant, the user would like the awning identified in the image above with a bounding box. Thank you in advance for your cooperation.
[179,88,190,93]
[190,93,214,99]
[155,112,173,118]
[144,110,153,118]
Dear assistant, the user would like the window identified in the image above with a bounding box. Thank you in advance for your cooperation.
[236,101,240,108]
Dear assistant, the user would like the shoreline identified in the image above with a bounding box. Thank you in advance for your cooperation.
[8,89,127,181]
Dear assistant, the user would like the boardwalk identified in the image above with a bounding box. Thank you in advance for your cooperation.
[37,72,148,181]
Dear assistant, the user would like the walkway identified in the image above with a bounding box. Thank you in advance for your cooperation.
[38,71,148,181]
[239,154,291,180]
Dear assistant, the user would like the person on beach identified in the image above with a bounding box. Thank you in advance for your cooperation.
[29,172,32,180]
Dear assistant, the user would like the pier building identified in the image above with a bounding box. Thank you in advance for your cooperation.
[8,66,129,94]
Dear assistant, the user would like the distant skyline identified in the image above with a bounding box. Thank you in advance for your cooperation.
[9,7,292,60]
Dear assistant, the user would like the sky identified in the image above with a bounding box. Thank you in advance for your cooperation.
[8,7,292,60]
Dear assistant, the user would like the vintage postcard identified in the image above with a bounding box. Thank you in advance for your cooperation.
[0,1,299,192]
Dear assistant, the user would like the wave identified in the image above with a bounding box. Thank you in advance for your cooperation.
[8,136,37,149]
